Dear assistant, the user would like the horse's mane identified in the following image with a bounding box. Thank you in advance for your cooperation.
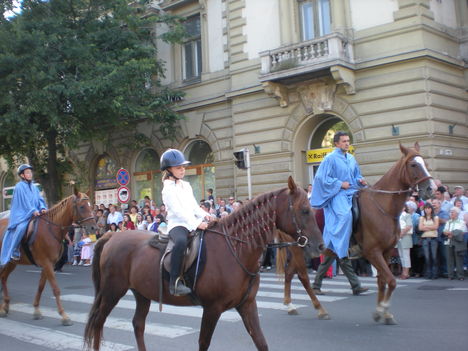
[45,193,88,224]
[209,188,284,250]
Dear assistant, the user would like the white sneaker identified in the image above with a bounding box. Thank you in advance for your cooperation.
[78,261,84,266]
[83,263,91,266]
[72,261,78,266]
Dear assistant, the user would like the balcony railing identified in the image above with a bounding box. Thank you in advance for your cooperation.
[259,33,354,82]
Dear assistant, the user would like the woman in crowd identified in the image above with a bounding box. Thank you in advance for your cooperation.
[398,204,413,279]
[123,214,135,230]
[418,202,440,279]
[135,213,147,230]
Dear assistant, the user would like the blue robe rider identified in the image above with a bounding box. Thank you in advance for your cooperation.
[0,164,47,266]
[310,132,366,258]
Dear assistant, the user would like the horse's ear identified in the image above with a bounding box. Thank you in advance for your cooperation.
[399,143,409,156]
[288,176,297,193]
[414,141,420,152]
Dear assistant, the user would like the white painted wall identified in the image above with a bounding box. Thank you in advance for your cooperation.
[430,0,456,29]
[350,0,398,31]
[155,23,174,85]
[207,0,225,72]
[244,0,281,59]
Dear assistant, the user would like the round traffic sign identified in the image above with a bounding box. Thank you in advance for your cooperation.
[117,186,130,203]
[116,168,130,186]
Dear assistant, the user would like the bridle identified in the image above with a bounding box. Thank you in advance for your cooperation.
[267,194,309,249]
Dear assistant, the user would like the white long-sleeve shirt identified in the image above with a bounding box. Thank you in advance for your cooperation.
[162,179,206,231]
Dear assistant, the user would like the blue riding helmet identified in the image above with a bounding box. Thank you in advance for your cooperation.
[17,164,33,175]
[160,149,191,171]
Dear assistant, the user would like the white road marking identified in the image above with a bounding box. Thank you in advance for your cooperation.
[60,294,242,322]
[0,318,133,351]
[257,290,351,301]
[10,303,198,339]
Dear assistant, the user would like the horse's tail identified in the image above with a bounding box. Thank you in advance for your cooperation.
[84,231,113,351]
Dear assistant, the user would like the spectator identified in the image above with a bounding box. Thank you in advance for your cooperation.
[232,200,243,212]
[118,221,124,231]
[95,209,107,238]
[433,199,449,278]
[201,201,217,219]
[418,203,439,279]
[145,214,154,229]
[218,199,231,215]
[451,186,468,209]
[159,204,167,219]
[130,200,139,211]
[79,233,93,266]
[99,203,109,217]
[107,205,123,227]
[206,188,214,203]
[443,207,467,280]
[129,206,139,224]
[226,197,235,212]
[398,204,413,279]
[435,186,452,213]
[123,214,135,230]
[453,198,467,220]
[148,215,161,233]
[108,222,119,232]
[135,213,147,230]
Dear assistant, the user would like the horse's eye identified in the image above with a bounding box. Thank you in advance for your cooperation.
[411,163,417,168]
[80,206,85,210]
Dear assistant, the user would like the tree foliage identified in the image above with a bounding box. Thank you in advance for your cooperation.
[0,0,185,203]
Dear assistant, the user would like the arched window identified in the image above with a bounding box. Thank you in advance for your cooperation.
[133,149,162,207]
[183,141,215,202]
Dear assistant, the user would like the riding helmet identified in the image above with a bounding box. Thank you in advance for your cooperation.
[17,164,33,175]
[160,149,191,171]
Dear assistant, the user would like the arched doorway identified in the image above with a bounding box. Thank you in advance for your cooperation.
[94,155,119,206]
[183,140,215,201]
[306,116,353,181]
[133,148,162,207]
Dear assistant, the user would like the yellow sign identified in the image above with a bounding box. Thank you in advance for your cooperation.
[306,146,355,163]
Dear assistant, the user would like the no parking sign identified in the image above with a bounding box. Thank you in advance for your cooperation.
[116,168,130,186]
[117,186,130,203]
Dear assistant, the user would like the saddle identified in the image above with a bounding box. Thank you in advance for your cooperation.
[148,226,202,274]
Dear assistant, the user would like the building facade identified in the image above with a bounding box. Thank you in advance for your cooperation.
[1,0,467,209]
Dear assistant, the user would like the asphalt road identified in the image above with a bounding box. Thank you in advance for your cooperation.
[1,264,467,351]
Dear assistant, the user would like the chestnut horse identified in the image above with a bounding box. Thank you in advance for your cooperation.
[0,190,96,325]
[277,143,435,325]
[275,230,330,319]
[84,177,324,351]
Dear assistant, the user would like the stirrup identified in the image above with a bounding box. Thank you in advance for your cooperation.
[347,245,362,260]
[169,277,191,296]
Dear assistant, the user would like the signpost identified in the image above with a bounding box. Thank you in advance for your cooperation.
[117,186,130,204]
[116,168,130,186]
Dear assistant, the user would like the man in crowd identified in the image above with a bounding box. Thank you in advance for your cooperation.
[106,204,123,227]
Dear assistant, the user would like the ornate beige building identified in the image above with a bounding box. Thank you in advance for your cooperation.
[1,0,467,209]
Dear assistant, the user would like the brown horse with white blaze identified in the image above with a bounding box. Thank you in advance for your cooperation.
[84,177,324,351]
[356,142,435,324]
[0,189,97,325]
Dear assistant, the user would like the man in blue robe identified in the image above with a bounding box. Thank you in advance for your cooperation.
[0,164,47,267]
[311,132,366,258]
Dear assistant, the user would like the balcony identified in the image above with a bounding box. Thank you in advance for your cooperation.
[259,33,354,84]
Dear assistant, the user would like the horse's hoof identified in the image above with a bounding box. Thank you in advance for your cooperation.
[318,313,331,320]
[287,309,299,315]
[372,312,382,322]
[33,312,43,320]
[62,318,73,326]
[384,317,397,325]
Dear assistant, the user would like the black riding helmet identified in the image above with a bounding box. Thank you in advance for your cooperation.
[160,149,191,171]
[17,164,33,175]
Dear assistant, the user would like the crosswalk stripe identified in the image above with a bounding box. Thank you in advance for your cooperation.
[0,318,133,351]
[10,303,198,339]
[60,294,242,322]
[257,290,349,302]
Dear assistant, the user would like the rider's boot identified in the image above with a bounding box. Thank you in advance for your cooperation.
[169,244,191,296]
[347,244,362,260]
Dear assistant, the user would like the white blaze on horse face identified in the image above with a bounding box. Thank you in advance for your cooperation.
[414,156,436,190]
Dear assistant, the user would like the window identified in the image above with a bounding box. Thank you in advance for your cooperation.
[133,149,163,207]
[183,141,215,201]
[298,0,331,41]
[183,15,202,82]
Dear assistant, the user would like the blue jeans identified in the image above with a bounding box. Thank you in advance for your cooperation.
[422,238,438,278]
